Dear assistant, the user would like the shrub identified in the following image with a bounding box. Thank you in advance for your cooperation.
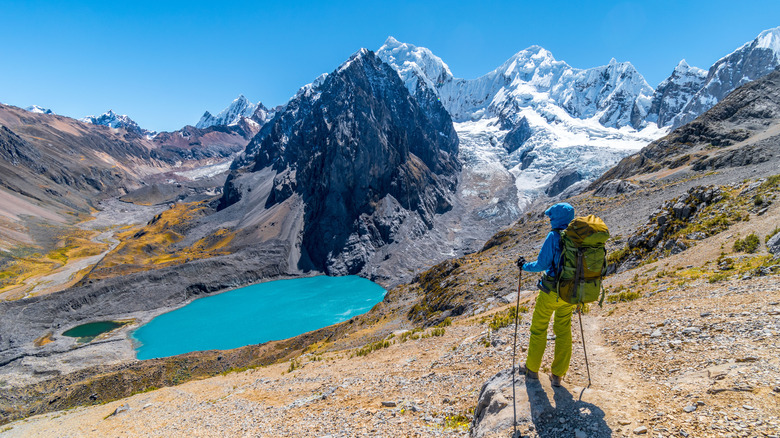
[399,328,423,343]
[436,317,452,328]
[355,340,392,357]
[734,233,760,253]
[486,305,528,332]
[607,291,642,303]
[709,272,730,283]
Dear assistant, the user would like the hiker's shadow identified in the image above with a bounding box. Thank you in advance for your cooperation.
[524,379,612,438]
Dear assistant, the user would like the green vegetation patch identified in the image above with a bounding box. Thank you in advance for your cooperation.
[606,290,642,303]
[482,305,528,332]
[733,233,760,253]
[354,340,392,357]
[444,412,472,430]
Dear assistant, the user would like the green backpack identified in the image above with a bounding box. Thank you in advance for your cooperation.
[543,215,610,306]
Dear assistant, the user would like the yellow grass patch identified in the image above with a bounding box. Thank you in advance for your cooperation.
[86,201,236,280]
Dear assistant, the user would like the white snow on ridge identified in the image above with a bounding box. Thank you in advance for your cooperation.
[377,37,453,94]
[671,26,780,127]
[755,26,780,53]
[81,110,156,136]
[196,95,258,129]
[25,105,55,115]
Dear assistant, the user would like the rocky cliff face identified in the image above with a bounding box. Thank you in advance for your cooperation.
[221,49,460,275]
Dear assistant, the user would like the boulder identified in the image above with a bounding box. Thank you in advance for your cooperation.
[768,230,780,256]
[673,201,693,220]
[472,368,530,438]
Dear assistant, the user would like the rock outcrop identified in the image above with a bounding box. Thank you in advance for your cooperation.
[545,168,582,197]
[593,179,640,197]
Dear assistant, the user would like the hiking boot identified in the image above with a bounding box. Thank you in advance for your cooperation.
[550,374,563,387]
[518,363,538,379]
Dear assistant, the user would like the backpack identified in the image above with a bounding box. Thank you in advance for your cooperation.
[541,215,609,306]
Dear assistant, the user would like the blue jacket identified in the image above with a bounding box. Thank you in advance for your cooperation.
[523,203,574,277]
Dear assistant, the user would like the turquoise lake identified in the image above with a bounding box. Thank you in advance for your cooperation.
[132,276,386,360]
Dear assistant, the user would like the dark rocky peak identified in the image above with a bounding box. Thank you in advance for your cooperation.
[221,48,460,274]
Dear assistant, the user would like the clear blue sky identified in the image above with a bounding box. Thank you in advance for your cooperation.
[1,0,778,132]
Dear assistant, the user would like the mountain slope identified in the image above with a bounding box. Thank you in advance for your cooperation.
[645,60,707,127]
[220,49,460,275]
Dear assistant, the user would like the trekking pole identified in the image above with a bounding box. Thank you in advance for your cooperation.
[511,263,522,437]
[577,306,592,389]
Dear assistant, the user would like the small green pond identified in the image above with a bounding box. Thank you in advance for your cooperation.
[63,321,128,343]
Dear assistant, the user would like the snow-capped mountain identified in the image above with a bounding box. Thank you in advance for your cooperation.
[196,95,270,129]
[24,105,55,115]
[645,60,707,127]
[668,26,780,127]
[81,110,156,137]
[379,38,654,129]
[377,37,664,207]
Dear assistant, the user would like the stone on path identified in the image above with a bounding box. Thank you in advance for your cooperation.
[633,425,648,434]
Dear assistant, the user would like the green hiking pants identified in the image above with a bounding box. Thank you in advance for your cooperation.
[525,290,576,377]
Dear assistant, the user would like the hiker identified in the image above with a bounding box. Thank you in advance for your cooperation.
[515,202,576,387]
